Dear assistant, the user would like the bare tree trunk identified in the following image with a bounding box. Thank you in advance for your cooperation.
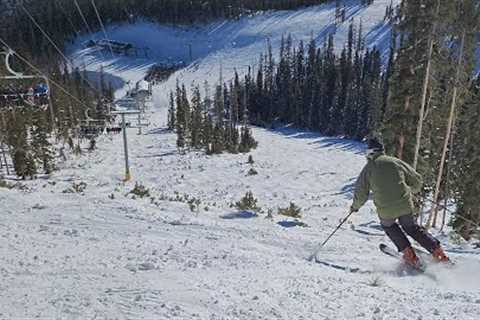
[440,122,456,232]
[427,31,466,229]
[413,0,441,170]
[397,135,405,159]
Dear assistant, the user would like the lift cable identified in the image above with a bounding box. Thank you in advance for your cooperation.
[90,0,115,58]
[19,3,101,94]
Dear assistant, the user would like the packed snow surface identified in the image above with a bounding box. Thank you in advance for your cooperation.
[2,0,480,319]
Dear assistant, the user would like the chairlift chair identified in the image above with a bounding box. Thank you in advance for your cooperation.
[0,48,52,111]
[78,108,107,138]
[79,124,103,139]
[114,97,138,110]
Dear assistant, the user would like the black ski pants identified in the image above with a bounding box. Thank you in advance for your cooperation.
[380,214,440,253]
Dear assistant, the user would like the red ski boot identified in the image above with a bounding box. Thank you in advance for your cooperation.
[402,247,421,269]
[432,246,450,263]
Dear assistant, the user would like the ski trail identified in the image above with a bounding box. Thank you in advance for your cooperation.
[2,1,480,319]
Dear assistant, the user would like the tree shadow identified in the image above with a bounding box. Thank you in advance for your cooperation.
[358,220,383,231]
[220,211,258,219]
[266,125,365,155]
[277,220,309,228]
[364,22,394,64]
[340,182,355,199]
[136,151,176,159]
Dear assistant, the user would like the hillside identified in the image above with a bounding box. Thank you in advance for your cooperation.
[69,0,398,104]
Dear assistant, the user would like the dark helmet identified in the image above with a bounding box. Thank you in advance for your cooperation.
[367,137,384,152]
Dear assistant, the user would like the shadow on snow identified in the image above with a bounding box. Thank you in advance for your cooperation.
[220,211,258,219]
[265,125,366,155]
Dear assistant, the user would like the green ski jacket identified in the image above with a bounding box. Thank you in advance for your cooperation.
[351,151,423,220]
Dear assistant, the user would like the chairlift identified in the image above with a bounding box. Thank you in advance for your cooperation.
[115,97,138,110]
[0,83,50,109]
[105,126,122,134]
[78,108,106,139]
[79,125,103,139]
[0,48,51,110]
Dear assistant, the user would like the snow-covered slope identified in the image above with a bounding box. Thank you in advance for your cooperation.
[2,121,480,319]
[70,0,398,104]
[2,1,480,319]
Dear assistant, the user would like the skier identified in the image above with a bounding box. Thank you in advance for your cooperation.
[350,137,450,268]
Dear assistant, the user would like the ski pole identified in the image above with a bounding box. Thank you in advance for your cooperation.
[307,209,356,261]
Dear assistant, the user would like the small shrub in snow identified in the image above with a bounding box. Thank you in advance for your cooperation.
[235,191,260,212]
[247,155,254,165]
[448,232,467,245]
[188,197,201,212]
[0,179,14,189]
[247,168,258,176]
[73,144,82,156]
[266,208,274,220]
[67,137,74,150]
[63,182,87,194]
[278,202,302,218]
[88,138,96,152]
[73,182,87,193]
[368,276,384,287]
[129,183,150,198]
[173,191,184,202]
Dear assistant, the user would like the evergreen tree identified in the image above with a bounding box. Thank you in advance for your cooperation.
[190,85,203,149]
[6,109,35,179]
[175,82,186,148]
[428,0,479,229]
[210,123,225,154]
[168,91,176,130]
[214,83,224,124]
[239,125,258,153]
[452,77,480,239]
[31,110,55,174]
[304,36,317,129]
[382,0,446,162]
[324,34,338,134]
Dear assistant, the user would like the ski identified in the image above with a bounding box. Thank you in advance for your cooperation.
[313,258,373,275]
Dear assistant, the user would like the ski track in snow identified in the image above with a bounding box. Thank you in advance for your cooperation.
[2,1,480,319]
